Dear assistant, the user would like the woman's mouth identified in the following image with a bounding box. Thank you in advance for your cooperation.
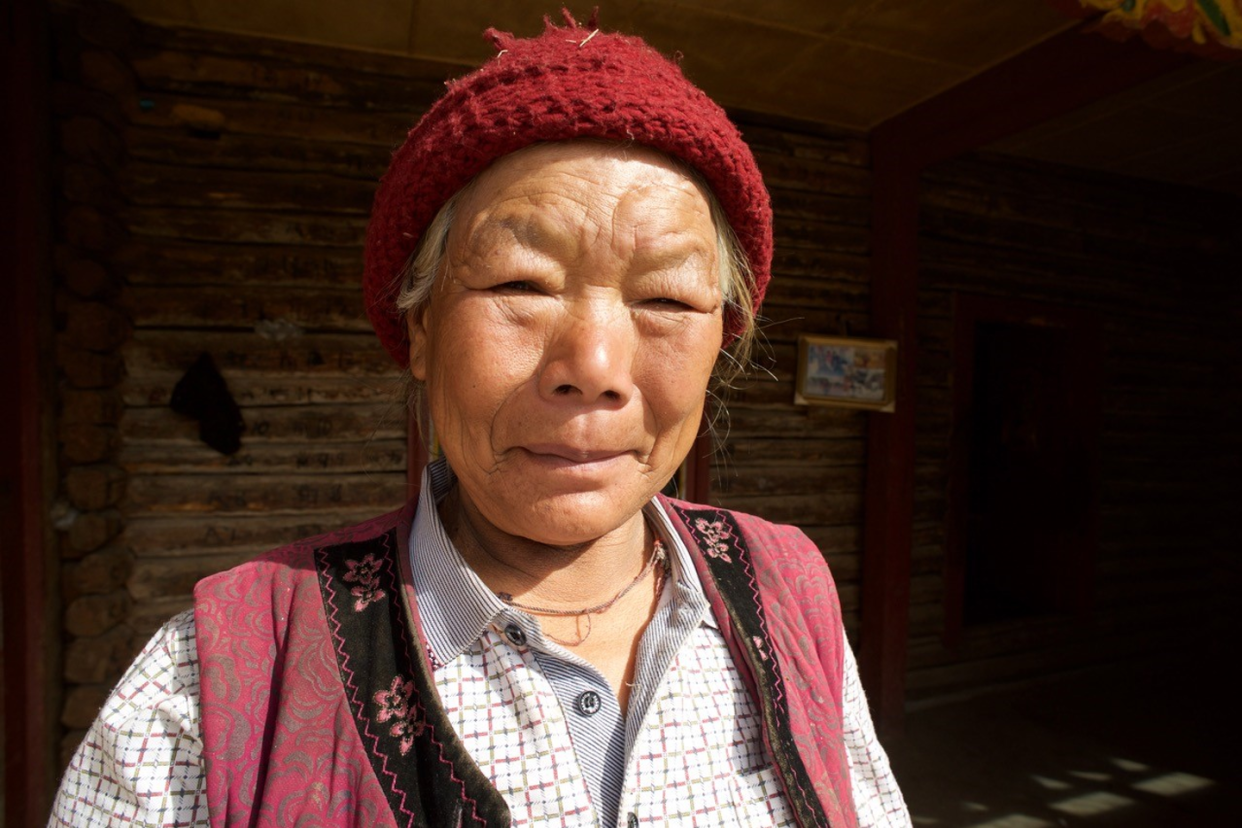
[518,444,632,470]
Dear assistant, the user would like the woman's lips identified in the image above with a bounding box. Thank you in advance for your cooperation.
[518,444,632,469]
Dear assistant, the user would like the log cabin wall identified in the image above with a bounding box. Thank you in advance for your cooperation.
[48,1,433,760]
[47,0,874,758]
[51,2,137,765]
[710,126,873,639]
[908,153,1241,700]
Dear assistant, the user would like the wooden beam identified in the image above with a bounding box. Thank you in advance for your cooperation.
[860,21,1193,737]
[2,0,56,819]
[885,21,1193,172]
[860,135,919,737]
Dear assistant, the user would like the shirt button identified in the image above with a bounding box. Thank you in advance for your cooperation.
[503,623,526,647]
[627,813,638,828]
[575,690,602,717]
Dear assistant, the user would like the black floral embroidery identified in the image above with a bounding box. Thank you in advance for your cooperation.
[374,675,424,756]
[315,529,512,826]
[669,505,832,828]
[692,517,733,562]
[342,553,385,611]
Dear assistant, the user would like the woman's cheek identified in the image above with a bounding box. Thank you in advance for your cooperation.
[647,330,716,385]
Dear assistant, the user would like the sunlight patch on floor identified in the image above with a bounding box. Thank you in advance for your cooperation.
[1067,769,1112,782]
[962,813,1054,828]
[1030,774,1072,790]
[1132,772,1215,796]
[1050,791,1134,817]
[1109,757,1150,773]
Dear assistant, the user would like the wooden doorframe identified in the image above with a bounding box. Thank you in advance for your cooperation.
[861,21,1190,735]
[942,294,1102,647]
[2,0,57,819]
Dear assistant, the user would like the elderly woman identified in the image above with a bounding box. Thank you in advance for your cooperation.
[52,13,909,828]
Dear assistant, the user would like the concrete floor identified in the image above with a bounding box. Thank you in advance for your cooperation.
[885,656,1239,827]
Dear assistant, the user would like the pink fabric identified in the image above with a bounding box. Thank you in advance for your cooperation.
[194,507,415,827]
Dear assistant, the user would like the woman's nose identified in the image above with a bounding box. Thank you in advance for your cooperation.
[538,306,635,406]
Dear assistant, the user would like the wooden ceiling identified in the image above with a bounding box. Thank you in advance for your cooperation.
[111,0,1077,129]
[991,58,1242,196]
[110,0,1242,195]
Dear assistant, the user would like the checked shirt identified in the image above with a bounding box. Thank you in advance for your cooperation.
[51,462,909,827]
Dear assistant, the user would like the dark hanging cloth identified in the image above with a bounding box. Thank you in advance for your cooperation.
[170,352,245,455]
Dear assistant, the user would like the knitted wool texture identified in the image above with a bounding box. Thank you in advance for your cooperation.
[363,11,773,366]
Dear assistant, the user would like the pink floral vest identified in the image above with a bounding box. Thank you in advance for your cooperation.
[193,499,857,827]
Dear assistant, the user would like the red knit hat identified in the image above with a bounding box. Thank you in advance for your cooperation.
[363,10,773,366]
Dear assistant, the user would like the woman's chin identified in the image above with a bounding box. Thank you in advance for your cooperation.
[479,486,653,549]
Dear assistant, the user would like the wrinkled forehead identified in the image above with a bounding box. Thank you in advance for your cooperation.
[449,141,716,252]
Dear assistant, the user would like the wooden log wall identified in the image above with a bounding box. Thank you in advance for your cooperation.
[711,126,873,638]
[48,0,438,759]
[908,153,1241,699]
[51,1,136,766]
[48,0,875,755]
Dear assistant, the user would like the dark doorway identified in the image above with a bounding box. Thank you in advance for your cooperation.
[964,322,1073,624]
[945,297,1100,639]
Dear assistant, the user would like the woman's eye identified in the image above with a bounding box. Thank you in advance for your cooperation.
[644,296,692,310]
[493,280,537,293]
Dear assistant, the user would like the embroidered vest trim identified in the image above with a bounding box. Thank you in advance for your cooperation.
[663,502,854,828]
[315,531,510,827]
[196,500,855,827]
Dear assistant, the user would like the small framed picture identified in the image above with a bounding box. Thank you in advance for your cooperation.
[795,335,897,412]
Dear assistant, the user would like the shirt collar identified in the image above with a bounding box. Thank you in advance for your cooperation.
[409,458,713,667]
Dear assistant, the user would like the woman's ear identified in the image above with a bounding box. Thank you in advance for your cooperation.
[406,307,429,381]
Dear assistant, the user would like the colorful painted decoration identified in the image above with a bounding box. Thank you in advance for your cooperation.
[1074,0,1242,54]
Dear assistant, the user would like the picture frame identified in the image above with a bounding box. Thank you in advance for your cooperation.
[795,334,898,412]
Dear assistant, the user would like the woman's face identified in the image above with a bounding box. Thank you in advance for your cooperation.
[408,142,724,547]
